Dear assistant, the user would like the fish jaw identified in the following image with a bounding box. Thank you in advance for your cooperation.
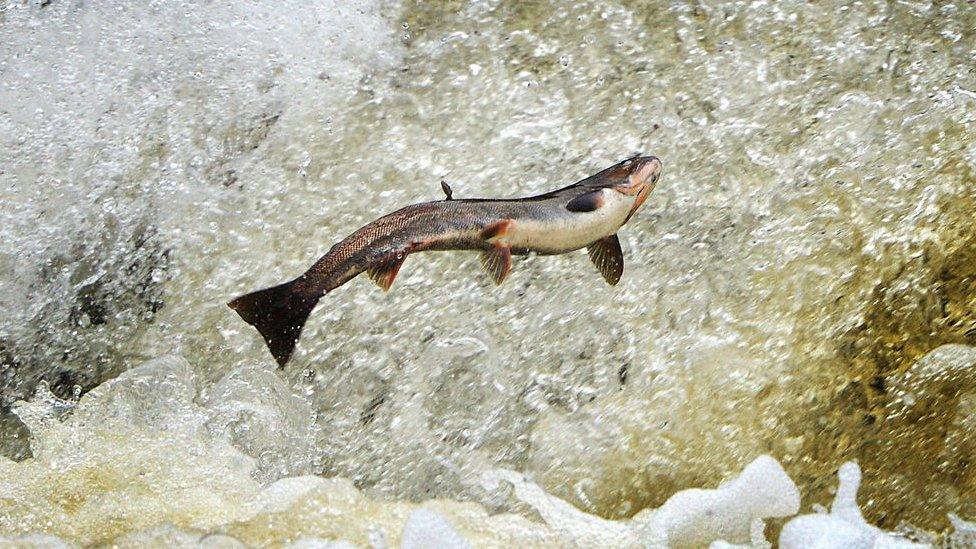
[616,156,661,222]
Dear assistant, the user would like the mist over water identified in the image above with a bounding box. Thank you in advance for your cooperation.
[2,0,976,546]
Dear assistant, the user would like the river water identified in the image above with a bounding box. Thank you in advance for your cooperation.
[1,0,975,546]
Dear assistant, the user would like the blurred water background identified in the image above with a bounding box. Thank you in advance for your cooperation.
[1,0,975,545]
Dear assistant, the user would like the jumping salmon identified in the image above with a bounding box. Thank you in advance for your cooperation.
[229,155,662,366]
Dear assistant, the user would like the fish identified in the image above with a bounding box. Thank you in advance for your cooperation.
[229,155,662,367]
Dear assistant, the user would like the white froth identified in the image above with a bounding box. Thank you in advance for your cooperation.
[400,509,471,549]
[779,462,926,548]
[3,354,974,547]
[630,455,800,547]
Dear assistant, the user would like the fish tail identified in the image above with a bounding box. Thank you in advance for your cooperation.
[227,279,320,368]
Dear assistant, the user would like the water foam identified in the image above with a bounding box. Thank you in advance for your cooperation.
[3,355,969,547]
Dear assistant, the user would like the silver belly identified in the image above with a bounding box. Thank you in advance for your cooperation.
[506,189,633,253]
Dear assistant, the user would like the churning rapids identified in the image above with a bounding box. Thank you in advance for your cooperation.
[2,1,976,547]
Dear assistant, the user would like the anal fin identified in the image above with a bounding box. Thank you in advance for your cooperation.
[480,243,512,285]
[367,253,408,292]
[587,234,624,286]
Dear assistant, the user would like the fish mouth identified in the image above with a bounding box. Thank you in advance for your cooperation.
[617,156,662,221]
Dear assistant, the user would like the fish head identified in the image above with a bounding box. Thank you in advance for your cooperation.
[582,155,662,222]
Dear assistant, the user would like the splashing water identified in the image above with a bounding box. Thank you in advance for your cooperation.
[2,0,976,545]
[0,355,947,546]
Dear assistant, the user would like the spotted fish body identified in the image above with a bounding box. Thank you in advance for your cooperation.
[229,155,662,366]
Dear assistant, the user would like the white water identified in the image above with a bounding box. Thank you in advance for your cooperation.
[2,0,976,546]
[6,354,973,546]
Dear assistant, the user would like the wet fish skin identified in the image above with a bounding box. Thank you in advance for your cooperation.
[229,155,662,367]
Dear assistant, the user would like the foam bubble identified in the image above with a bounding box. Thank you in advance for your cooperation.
[400,509,470,549]
[632,455,800,547]
[780,462,925,548]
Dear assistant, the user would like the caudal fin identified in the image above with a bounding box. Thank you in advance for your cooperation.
[227,280,319,367]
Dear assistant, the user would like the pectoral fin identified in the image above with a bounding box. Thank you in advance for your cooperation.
[566,190,605,213]
[367,253,408,292]
[480,243,512,285]
[587,234,623,286]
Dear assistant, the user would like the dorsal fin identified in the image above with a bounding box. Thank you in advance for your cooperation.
[367,253,408,292]
[441,180,453,200]
[480,243,512,285]
[566,190,605,212]
[587,234,623,285]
